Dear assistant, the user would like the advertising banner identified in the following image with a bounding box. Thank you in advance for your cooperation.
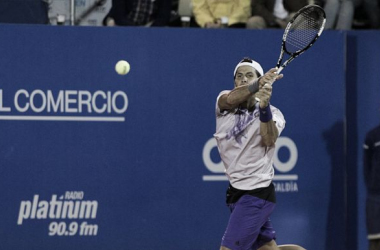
[0,25,345,250]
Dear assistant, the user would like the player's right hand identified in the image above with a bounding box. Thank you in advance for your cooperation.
[255,83,272,108]
[258,68,283,88]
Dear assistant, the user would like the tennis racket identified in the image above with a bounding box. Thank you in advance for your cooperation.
[276,4,326,74]
[255,5,326,102]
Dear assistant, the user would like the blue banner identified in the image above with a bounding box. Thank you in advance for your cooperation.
[0,24,353,250]
[351,31,380,250]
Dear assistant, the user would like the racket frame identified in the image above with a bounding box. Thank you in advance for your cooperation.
[276,4,326,74]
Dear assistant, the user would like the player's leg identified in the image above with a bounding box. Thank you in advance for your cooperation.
[220,195,275,250]
[258,242,306,250]
[254,218,278,250]
[257,239,279,250]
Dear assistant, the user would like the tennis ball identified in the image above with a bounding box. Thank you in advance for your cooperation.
[115,60,130,75]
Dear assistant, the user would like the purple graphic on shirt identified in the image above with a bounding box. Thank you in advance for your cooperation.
[226,109,254,144]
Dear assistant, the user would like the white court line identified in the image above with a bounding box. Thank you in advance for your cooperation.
[202,175,298,181]
[0,115,125,122]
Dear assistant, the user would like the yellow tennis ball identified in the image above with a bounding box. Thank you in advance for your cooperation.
[115,60,130,75]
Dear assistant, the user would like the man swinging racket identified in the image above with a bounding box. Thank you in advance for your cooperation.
[214,57,305,250]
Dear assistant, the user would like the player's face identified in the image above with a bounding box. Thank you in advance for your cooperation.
[234,66,258,88]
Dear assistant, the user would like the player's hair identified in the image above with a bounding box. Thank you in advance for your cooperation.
[240,57,254,63]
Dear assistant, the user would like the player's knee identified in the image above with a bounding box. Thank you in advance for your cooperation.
[258,240,279,250]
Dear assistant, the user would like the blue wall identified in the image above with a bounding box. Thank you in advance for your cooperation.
[349,31,380,250]
[0,24,374,250]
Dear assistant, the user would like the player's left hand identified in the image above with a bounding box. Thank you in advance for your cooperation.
[259,68,283,88]
[255,83,272,108]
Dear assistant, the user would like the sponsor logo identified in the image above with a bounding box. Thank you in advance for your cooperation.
[0,89,128,122]
[17,192,99,236]
[202,136,299,192]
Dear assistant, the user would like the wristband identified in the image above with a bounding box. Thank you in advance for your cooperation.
[259,104,272,122]
[248,78,260,93]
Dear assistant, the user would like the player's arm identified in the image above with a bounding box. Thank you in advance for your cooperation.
[259,86,279,147]
[256,71,282,146]
[218,80,259,111]
[218,68,282,112]
[260,119,278,146]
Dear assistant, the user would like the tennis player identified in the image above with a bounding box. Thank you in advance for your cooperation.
[214,57,285,250]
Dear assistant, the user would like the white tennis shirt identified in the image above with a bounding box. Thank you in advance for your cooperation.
[214,90,286,190]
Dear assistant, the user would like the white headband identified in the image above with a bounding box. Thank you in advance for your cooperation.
[233,61,264,77]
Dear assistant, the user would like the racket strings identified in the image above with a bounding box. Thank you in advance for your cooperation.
[285,7,325,54]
